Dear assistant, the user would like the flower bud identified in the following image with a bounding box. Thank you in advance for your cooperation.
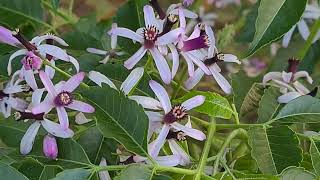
[43,134,58,159]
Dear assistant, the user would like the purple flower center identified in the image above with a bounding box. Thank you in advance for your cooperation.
[181,35,209,52]
[0,91,9,100]
[204,53,223,66]
[21,53,42,70]
[166,130,186,141]
[163,105,187,124]
[143,26,159,49]
[54,91,73,106]
[287,58,300,74]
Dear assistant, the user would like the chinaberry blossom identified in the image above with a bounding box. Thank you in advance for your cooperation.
[32,71,95,130]
[18,88,74,155]
[282,3,320,47]
[184,25,240,94]
[43,134,58,159]
[263,58,314,103]
[109,5,183,84]
[0,71,28,118]
[87,23,125,64]
[134,80,206,158]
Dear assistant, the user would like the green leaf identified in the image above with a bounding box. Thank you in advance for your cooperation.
[94,64,154,97]
[257,87,282,123]
[248,125,302,175]
[273,96,320,123]
[81,86,149,156]
[13,158,43,180]
[114,164,151,180]
[174,91,233,119]
[310,140,320,176]
[114,0,148,54]
[51,0,60,9]
[0,0,50,28]
[231,71,263,116]
[0,162,29,180]
[246,0,307,57]
[39,166,62,180]
[279,167,316,180]
[52,168,91,180]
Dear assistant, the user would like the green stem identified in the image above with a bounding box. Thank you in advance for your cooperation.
[42,59,89,89]
[212,129,248,176]
[221,160,236,180]
[297,18,320,60]
[194,118,216,180]
[231,104,240,125]
[206,156,217,163]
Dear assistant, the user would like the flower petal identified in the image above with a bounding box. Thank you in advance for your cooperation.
[120,67,144,95]
[293,81,310,95]
[156,28,183,46]
[69,56,80,72]
[32,100,54,114]
[281,71,293,83]
[41,118,74,138]
[209,65,232,94]
[67,100,95,113]
[149,80,172,113]
[168,44,179,78]
[45,60,55,79]
[31,88,45,105]
[262,72,282,85]
[111,23,118,49]
[222,54,241,64]
[20,121,41,155]
[7,49,28,75]
[108,27,143,43]
[171,122,206,141]
[150,48,172,84]
[282,26,295,47]
[149,124,170,158]
[128,96,162,110]
[181,52,195,77]
[297,19,310,40]
[168,140,190,166]
[154,155,181,167]
[144,5,157,28]
[75,112,92,125]
[182,95,205,110]
[187,51,211,75]
[8,97,28,111]
[86,48,108,55]
[88,71,117,89]
[205,25,216,58]
[124,46,147,69]
[31,34,69,47]
[278,92,302,104]
[294,71,313,84]
[0,26,21,47]
[184,68,204,90]
[39,71,57,97]
[98,157,111,180]
[56,107,69,130]
[179,8,186,29]
[38,44,70,61]
[188,24,201,40]
[61,72,85,93]
[24,70,38,90]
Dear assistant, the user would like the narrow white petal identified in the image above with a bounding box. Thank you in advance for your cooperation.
[31,88,45,105]
[294,71,313,84]
[69,56,80,72]
[75,112,92,125]
[179,8,186,29]
[222,54,241,64]
[156,28,183,46]
[108,27,144,43]
[144,5,157,28]
[154,155,181,167]
[124,47,147,69]
[297,20,310,40]
[31,34,69,47]
[281,71,293,83]
[277,92,302,103]
[205,25,216,58]
[262,72,282,85]
[88,71,117,89]
[45,62,55,79]
[209,66,232,94]
[38,44,70,61]
[86,48,108,55]
[20,122,41,155]
[181,95,205,110]
[293,81,310,95]
[149,80,172,113]
[181,52,195,77]
[149,124,170,158]
[24,70,38,90]
[41,119,74,138]
[282,26,295,47]
[187,52,211,75]
[111,23,118,49]
[168,140,190,166]
[171,122,206,141]
[98,157,111,180]
[168,44,179,78]
[150,48,172,84]
[129,96,162,110]
[7,49,28,75]
[188,24,201,40]
[184,68,204,90]
[120,67,144,95]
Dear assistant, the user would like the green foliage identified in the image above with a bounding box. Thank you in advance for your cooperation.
[257,87,281,123]
[114,164,151,180]
[52,168,91,180]
[81,85,149,156]
[246,0,307,57]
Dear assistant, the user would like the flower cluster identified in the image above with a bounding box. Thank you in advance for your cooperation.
[0,26,95,159]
